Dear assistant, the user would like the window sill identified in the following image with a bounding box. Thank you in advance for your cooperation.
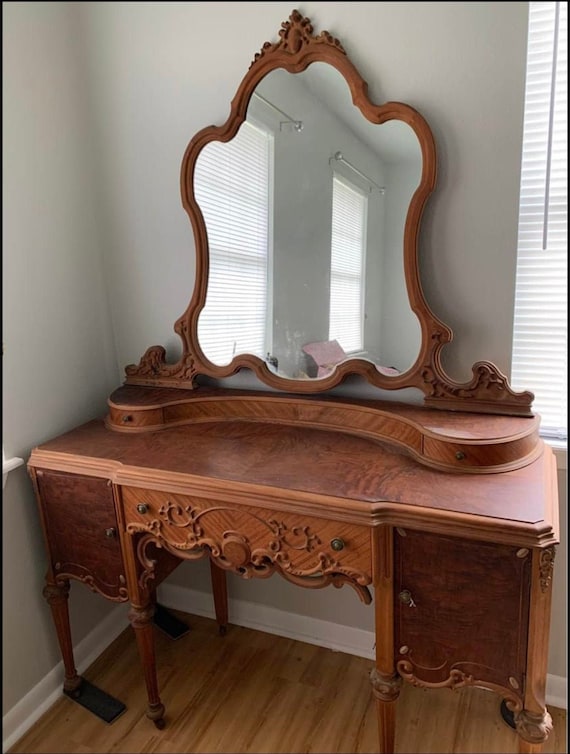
[2,454,24,489]
[545,441,567,471]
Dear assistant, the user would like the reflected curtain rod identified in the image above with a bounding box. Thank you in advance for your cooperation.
[330,151,385,194]
[251,92,304,132]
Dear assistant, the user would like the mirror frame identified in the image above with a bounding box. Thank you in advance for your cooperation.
[125,9,533,416]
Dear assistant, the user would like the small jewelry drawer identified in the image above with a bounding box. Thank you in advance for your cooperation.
[106,406,164,431]
[121,486,373,594]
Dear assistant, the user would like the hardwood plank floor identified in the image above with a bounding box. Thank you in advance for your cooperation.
[9,611,567,754]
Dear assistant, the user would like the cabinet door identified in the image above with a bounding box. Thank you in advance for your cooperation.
[35,470,127,601]
[394,528,531,697]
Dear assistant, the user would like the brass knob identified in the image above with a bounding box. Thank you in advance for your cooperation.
[399,589,416,607]
[455,450,466,460]
[137,503,149,514]
[104,527,117,538]
[330,538,345,552]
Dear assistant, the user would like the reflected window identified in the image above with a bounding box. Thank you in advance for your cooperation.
[329,175,367,353]
[195,121,273,365]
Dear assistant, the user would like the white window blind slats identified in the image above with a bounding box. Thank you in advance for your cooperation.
[511,1,567,441]
[194,121,271,366]
[329,175,367,353]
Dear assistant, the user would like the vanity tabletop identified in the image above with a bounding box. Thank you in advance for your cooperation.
[28,409,558,548]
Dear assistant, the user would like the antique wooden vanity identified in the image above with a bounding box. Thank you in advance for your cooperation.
[28,10,558,754]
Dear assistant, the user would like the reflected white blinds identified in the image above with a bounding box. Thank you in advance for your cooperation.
[329,175,367,353]
[195,121,271,365]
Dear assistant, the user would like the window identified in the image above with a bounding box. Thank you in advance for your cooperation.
[195,121,272,365]
[511,1,567,443]
[329,175,367,353]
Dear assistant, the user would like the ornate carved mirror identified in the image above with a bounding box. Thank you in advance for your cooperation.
[125,9,533,417]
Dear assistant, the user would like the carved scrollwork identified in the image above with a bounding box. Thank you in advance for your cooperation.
[539,546,556,592]
[127,500,371,602]
[45,568,128,602]
[125,346,197,385]
[267,519,321,552]
[421,360,534,411]
[397,658,523,713]
[252,9,345,67]
[515,708,554,744]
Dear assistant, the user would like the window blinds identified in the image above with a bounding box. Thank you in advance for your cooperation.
[195,121,271,365]
[329,175,367,353]
[511,1,567,440]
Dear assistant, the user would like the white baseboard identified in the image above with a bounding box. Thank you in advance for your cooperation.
[2,604,129,753]
[3,586,566,753]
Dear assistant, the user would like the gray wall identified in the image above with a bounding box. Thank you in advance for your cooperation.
[3,2,120,715]
[3,0,566,725]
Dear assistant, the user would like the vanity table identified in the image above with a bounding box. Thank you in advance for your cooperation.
[28,11,558,754]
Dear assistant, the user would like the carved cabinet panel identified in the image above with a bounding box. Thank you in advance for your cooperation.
[34,470,128,601]
[394,528,531,702]
[121,486,373,601]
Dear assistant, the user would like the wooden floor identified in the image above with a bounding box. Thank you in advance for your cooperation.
[9,610,567,754]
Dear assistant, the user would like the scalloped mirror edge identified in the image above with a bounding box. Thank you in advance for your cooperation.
[124,9,534,417]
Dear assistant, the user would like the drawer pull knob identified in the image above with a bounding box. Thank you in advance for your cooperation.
[122,415,133,423]
[399,589,416,608]
[330,538,345,552]
[455,451,466,460]
[104,527,117,538]
[137,503,149,514]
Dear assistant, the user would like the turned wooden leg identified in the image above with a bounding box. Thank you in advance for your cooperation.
[209,560,228,635]
[42,579,82,696]
[128,604,165,729]
[370,669,401,753]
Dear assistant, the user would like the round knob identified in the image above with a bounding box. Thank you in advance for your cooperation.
[399,589,415,606]
[455,450,466,461]
[330,538,345,552]
[137,503,149,514]
[122,415,132,423]
[104,527,117,538]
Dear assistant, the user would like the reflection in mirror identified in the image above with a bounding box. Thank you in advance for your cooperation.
[195,63,422,380]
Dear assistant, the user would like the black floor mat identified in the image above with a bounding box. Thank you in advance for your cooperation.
[500,699,516,730]
[64,679,126,724]
[153,603,191,640]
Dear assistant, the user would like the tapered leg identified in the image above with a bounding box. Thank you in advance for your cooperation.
[518,738,546,754]
[43,579,82,695]
[209,560,228,635]
[370,526,399,754]
[370,670,401,753]
[515,547,556,753]
[128,604,165,728]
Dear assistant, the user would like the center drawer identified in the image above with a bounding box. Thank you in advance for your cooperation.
[121,486,373,590]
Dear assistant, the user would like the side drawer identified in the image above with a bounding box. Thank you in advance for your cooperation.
[121,487,373,597]
[34,470,127,601]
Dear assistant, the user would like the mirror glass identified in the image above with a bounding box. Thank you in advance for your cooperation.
[194,62,422,381]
